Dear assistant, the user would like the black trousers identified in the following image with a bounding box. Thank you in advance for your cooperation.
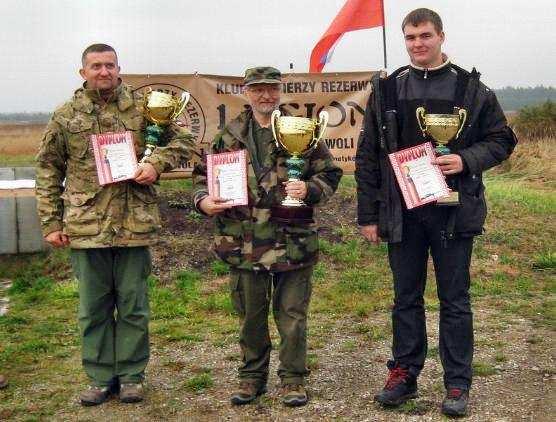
[387,206,474,390]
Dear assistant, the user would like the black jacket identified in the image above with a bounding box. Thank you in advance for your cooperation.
[355,63,517,243]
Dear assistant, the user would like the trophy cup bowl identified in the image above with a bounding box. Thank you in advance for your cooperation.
[416,106,467,206]
[270,110,329,224]
[416,107,467,155]
[140,89,190,161]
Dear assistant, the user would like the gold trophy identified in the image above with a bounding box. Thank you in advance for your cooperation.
[140,89,190,162]
[416,106,467,205]
[270,109,329,224]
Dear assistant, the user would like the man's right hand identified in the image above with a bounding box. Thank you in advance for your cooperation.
[198,195,234,216]
[45,230,70,248]
[359,224,380,245]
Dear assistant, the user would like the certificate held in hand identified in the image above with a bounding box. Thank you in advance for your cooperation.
[91,131,138,185]
[207,150,248,206]
[388,142,450,209]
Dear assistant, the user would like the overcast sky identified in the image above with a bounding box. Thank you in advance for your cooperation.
[1,0,554,112]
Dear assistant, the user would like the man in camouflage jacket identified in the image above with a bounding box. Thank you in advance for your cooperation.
[193,67,342,406]
[35,44,194,406]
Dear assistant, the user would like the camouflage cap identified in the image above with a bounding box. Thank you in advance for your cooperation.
[243,66,282,86]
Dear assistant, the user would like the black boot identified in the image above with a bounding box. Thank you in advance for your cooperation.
[374,361,418,406]
[441,388,469,416]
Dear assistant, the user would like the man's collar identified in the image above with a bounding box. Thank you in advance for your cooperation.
[409,54,452,78]
[74,80,134,113]
[409,54,450,72]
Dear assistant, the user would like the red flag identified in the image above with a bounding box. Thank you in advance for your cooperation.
[309,0,384,72]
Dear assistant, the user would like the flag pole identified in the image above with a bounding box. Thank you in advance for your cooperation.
[381,0,387,69]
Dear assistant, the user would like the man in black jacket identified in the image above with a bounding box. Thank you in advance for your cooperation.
[355,8,517,417]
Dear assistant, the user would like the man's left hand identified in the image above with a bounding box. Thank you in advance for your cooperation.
[432,154,464,175]
[284,180,307,199]
[134,163,159,185]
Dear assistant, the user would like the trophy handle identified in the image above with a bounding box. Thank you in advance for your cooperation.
[456,108,467,139]
[416,107,427,136]
[271,109,282,149]
[307,110,329,153]
[172,91,190,120]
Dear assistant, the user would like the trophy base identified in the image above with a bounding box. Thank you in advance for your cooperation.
[436,191,460,206]
[435,145,451,156]
[270,204,314,225]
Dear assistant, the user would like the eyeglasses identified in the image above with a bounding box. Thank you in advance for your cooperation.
[246,86,281,96]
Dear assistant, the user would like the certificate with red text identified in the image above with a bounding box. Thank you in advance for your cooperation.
[388,142,450,209]
[91,131,138,185]
[207,150,248,206]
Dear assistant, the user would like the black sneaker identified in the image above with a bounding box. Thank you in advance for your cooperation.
[441,388,469,417]
[374,361,417,406]
[230,381,267,405]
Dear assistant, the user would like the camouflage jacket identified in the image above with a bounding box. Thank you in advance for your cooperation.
[192,110,343,272]
[36,82,195,248]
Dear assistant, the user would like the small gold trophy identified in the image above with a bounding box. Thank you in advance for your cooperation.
[416,106,467,205]
[140,89,190,162]
[270,109,329,224]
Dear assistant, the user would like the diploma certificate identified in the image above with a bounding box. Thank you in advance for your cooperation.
[388,142,450,209]
[91,131,138,185]
[206,150,248,206]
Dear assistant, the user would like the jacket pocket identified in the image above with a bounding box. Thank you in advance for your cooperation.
[278,225,318,265]
[214,216,243,266]
[63,191,100,236]
[66,118,94,158]
[455,173,487,235]
[123,185,161,233]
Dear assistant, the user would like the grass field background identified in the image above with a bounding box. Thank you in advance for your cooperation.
[0,126,554,420]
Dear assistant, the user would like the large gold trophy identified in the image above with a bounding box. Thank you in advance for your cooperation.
[270,109,329,224]
[416,106,467,205]
[140,89,190,162]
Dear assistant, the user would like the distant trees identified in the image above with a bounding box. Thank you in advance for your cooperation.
[0,112,51,123]
[494,86,556,111]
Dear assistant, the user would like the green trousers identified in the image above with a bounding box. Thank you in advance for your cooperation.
[230,266,313,386]
[70,247,151,387]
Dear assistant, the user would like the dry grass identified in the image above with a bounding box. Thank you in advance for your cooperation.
[493,136,556,183]
[0,123,45,156]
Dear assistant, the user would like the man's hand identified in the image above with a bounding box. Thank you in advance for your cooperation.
[45,230,70,248]
[284,180,307,200]
[359,224,380,245]
[198,195,234,216]
[432,154,464,175]
[134,163,159,185]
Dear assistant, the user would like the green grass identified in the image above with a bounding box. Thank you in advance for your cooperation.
[183,371,214,393]
[0,170,554,419]
[0,154,36,166]
[485,176,556,215]
[473,361,498,377]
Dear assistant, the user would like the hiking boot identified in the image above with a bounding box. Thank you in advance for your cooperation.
[374,361,417,406]
[80,385,111,406]
[281,384,308,407]
[230,380,266,405]
[119,383,144,403]
[441,388,469,417]
[0,375,7,389]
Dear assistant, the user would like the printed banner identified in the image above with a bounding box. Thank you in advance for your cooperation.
[122,71,377,175]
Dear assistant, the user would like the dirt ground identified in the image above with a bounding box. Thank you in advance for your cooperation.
[47,191,555,422]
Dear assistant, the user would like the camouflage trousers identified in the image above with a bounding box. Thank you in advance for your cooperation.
[230,265,313,386]
[70,247,151,387]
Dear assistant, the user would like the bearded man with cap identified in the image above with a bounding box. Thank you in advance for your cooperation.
[193,66,342,406]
